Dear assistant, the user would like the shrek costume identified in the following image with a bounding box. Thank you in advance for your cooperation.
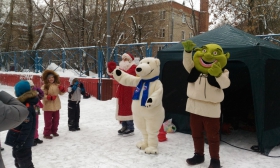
[182,40,230,168]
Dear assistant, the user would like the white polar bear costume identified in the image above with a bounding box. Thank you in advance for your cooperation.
[112,57,165,154]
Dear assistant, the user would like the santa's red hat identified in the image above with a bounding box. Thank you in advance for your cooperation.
[122,53,134,62]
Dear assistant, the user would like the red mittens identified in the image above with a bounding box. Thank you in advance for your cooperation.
[51,95,57,100]
[107,62,117,73]
[58,85,66,92]
[47,95,57,101]
[47,95,52,100]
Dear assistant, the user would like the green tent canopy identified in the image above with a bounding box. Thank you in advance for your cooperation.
[157,25,280,155]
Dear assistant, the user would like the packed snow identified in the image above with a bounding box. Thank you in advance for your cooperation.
[1,70,280,168]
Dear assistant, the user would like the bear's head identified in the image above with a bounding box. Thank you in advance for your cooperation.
[135,57,160,79]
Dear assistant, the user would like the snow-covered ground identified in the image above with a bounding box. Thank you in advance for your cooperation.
[1,63,280,168]
[1,83,280,168]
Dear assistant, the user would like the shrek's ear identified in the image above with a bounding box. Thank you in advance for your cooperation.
[225,52,230,59]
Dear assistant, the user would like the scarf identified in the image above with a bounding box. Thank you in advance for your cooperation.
[132,76,159,106]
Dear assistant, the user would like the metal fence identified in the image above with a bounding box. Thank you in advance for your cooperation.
[0,42,178,77]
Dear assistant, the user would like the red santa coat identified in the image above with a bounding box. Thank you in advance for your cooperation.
[115,64,137,121]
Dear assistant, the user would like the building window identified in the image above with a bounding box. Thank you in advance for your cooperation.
[159,28,165,38]
[182,14,186,23]
[159,10,165,20]
[182,31,185,40]
[189,32,193,38]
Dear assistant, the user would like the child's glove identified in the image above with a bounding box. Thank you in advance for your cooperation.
[13,141,24,151]
[47,95,57,101]
[72,81,79,91]
[58,85,66,92]
[107,62,117,73]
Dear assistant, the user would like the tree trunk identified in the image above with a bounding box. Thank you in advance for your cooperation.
[26,0,33,50]
[4,0,15,52]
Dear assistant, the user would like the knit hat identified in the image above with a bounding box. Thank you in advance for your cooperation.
[122,53,134,62]
[27,80,34,87]
[15,80,31,97]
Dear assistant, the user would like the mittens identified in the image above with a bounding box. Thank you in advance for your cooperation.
[47,95,57,101]
[58,85,66,92]
[72,81,79,91]
[107,61,117,73]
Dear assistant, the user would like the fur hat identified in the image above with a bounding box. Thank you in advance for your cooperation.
[15,80,31,97]
[122,53,134,62]
[27,80,34,87]
[41,70,60,85]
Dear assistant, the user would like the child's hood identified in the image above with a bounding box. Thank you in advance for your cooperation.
[41,69,60,85]
[17,90,39,105]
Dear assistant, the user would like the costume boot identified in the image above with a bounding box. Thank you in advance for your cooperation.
[208,159,221,168]
[186,153,205,165]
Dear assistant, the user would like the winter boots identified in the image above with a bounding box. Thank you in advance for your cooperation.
[33,138,43,146]
[118,127,127,134]
[35,138,43,144]
[43,135,53,139]
[186,153,205,165]
[208,159,221,168]
[186,154,221,168]
[122,129,134,136]
[118,127,134,136]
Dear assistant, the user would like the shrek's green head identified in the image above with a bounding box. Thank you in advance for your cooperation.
[193,44,230,74]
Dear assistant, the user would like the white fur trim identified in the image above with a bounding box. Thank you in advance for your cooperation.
[122,53,133,62]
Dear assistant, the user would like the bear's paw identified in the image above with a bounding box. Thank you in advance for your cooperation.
[136,141,148,150]
[144,146,158,154]
[145,98,153,108]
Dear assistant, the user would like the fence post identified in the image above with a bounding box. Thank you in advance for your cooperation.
[147,43,151,57]
[114,47,118,63]
[35,51,38,73]
[14,52,17,72]
[97,48,103,100]
[62,49,66,72]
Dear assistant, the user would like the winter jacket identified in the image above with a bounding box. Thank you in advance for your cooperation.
[68,82,85,102]
[41,83,64,111]
[0,91,29,131]
[5,90,38,149]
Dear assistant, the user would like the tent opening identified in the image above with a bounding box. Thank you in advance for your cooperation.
[221,61,255,135]
[161,60,256,139]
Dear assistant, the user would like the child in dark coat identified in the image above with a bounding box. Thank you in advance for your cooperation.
[5,80,38,168]
[27,80,44,146]
[67,78,86,131]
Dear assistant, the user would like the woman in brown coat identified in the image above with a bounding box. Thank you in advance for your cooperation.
[41,70,66,139]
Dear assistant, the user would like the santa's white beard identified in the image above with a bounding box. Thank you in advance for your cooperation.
[119,61,132,71]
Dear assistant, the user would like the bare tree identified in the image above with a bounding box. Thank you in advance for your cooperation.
[4,0,15,52]
[32,0,54,50]
[26,0,34,50]
[209,0,280,35]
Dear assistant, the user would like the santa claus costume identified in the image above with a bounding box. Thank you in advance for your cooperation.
[107,53,137,136]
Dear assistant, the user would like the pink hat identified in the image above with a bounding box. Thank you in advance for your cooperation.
[122,53,134,62]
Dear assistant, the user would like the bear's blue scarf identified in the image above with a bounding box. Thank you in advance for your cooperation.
[132,76,159,106]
